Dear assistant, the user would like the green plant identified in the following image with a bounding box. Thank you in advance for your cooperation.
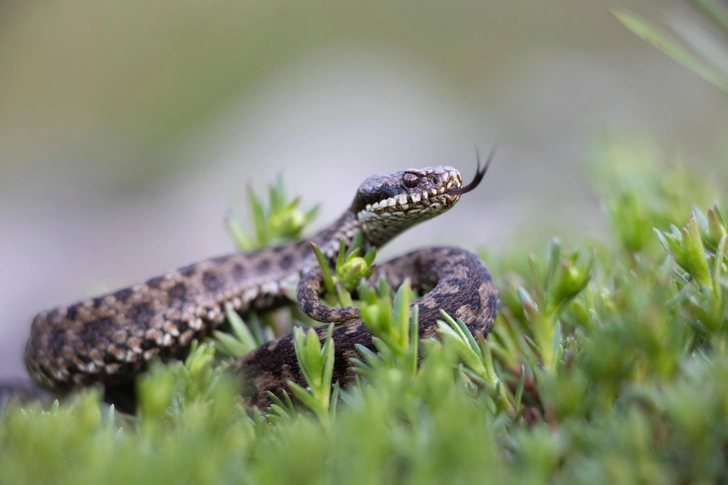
[613,2,728,95]
[5,148,728,484]
[226,174,319,251]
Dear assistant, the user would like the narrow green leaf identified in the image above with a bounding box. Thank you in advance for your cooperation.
[687,218,713,288]
[654,228,672,252]
[248,184,268,245]
[287,381,320,414]
[378,275,391,301]
[305,329,324,388]
[336,282,354,307]
[612,8,728,95]
[321,324,335,397]
[545,238,562,295]
[329,382,340,421]
[708,206,728,246]
[285,197,301,213]
[346,231,364,259]
[714,234,727,295]
[270,174,286,212]
[691,0,728,40]
[304,204,321,225]
[292,327,315,389]
[267,391,296,418]
[409,304,419,375]
[354,343,377,361]
[392,279,412,346]
[363,246,377,266]
[515,364,526,415]
[310,242,337,298]
[336,239,347,273]
[212,330,249,358]
[226,308,258,350]
[225,210,255,251]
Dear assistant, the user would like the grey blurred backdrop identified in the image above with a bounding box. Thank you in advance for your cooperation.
[1,1,727,379]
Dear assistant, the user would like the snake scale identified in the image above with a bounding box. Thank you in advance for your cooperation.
[23,158,498,408]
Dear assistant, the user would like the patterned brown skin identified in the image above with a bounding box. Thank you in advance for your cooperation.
[24,156,496,406]
[235,246,497,408]
[25,212,360,392]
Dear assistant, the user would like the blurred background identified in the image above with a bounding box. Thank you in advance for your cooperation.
[1,0,727,379]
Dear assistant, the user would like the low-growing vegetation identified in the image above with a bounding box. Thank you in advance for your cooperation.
[2,137,727,484]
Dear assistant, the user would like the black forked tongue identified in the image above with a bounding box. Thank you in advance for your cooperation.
[447,146,495,196]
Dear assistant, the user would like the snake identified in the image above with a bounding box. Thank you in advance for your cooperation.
[23,158,498,408]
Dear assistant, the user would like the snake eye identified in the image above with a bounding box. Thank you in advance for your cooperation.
[403,173,419,188]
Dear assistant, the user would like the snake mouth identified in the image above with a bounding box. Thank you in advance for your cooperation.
[361,171,463,214]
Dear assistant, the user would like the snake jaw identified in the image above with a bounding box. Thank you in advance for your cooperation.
[360,171,461,211]
[351,164,483,247]
[358,169,461,214]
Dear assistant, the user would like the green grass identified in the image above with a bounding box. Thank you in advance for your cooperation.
[2,139,728,484]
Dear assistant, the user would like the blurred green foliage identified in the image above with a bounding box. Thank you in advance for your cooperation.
[227,175,319,251]
[614,1,728,95]
[3,138,728,483]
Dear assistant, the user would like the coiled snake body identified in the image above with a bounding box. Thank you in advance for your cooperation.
[24,162,498,407]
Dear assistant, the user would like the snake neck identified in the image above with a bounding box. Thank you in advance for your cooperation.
[309,207,418,256]
[310,206,437,254]
[308,210,362,258]
[355,203,460,248]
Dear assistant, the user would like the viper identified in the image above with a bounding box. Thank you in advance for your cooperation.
[23,156,498,407]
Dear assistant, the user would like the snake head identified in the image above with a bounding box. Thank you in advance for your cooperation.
[351,150,492,246]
